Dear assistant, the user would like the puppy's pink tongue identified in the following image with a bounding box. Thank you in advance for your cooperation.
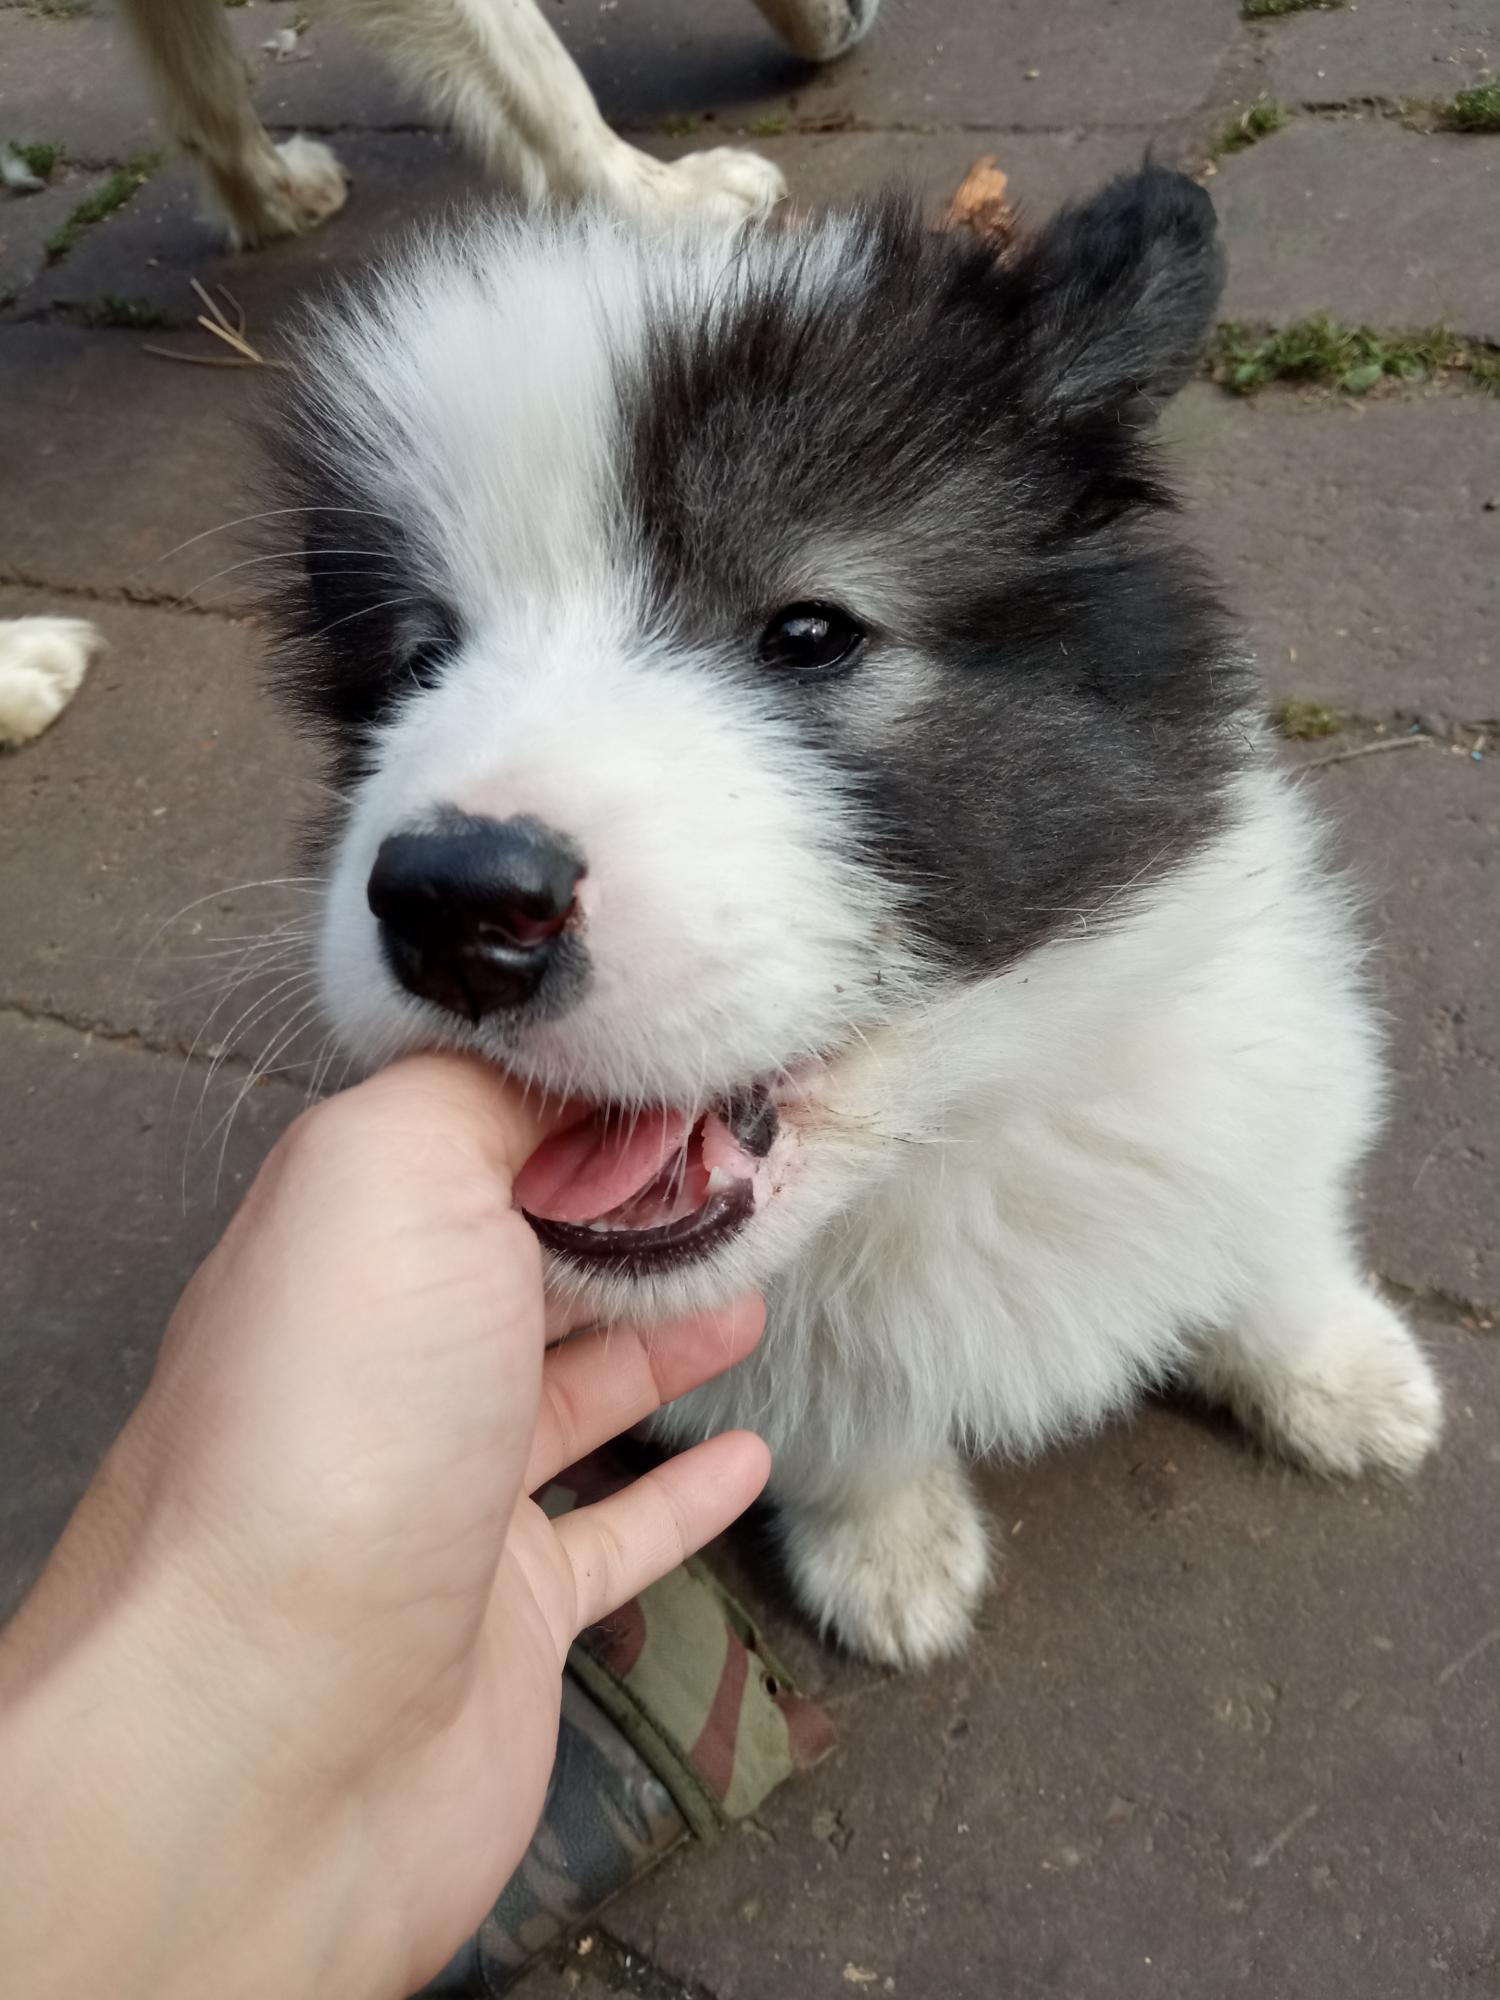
[515,1107,689,1224]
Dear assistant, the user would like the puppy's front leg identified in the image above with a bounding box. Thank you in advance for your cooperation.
[121,0,347,246]
[774,1446,992,1670]
[343,0,785,223]
[1188,1246,1443,1480]
[747,0,881,63]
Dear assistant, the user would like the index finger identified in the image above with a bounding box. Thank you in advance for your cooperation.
[529,1296,766,1492]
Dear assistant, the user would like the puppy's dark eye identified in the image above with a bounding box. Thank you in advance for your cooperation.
[758,601,866,680]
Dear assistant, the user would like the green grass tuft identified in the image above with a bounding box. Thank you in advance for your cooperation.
[748,112,788,137]
[1437,82,1500,132]
[1242,0,1343,16]
[44,150,160,263]
[1213,101,1289,156]
[1208,315,1459,396]
[1466,346,1500,396]
[71,294,174,330]
[658,113,701,138]
[12,139,64,180]
[1274,698,1342,741]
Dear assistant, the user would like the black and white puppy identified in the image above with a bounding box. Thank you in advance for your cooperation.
[269,170,1441,1668]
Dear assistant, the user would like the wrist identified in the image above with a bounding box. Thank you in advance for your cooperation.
[0,1477,406,2000]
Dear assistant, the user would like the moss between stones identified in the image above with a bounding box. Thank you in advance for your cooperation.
[1242,0,1343,18]
[43,150,159,263]
[69,295,175,330]
[1212,102,1290,157]
[1207,316,1500,399]
[11,139,64,181]
[1274,699,1342,741]
[1436,83,1500,132]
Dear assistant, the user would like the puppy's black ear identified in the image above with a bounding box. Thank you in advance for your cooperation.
[1010,166,1223,420]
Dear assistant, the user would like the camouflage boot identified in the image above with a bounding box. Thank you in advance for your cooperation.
[414,1453,835,1996]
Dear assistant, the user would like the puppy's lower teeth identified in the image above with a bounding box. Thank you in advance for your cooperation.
[706,1166,732,1194]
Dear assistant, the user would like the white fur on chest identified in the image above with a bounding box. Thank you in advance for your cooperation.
[656,763,1381,1468]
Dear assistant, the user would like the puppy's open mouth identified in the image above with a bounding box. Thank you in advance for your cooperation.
[515,1085,778,1272]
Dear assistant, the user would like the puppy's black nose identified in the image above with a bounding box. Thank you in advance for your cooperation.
[368,814,582,1021]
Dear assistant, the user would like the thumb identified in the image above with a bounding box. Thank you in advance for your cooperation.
[334,1051,580,1188]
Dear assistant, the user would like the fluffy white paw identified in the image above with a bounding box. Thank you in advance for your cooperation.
[780,1459,991,1669]
[1228,1293,1443,1478]
[601,143,786,228]
[270,134,348,231]
[0,617,103,748]
[222,135,348,248]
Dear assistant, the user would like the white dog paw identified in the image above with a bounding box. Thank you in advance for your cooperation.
[0,617,103,748]
[222,135,348,247]
[666,147,787,219]
[603,143,786,227]
[781,1459,991,1669]
[270,135,349,231]
[1227,1292,1443,1478]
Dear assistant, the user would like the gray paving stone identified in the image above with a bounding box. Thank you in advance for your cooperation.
[0,0,1222,330]
[0,167,107,308]
[1170,384,1500,724]
[0,1014,302,1622]
[12,130,472,324]
[1331,742,1500,1309]
[231,0,422,136]
[557,0,1242,135]
[751,123,1161,219]
[0,0,406,170]
[1259,0,1500,106]
[0,587,321,1055]
[0,323,261,596]
[533,1321,1500,2000]
[0,6,166,168]
[1213,116,1500,336]
[12,123,1168,329]
[0,0,1239,183]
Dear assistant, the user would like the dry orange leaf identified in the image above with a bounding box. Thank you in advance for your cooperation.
[943,154,1016,243]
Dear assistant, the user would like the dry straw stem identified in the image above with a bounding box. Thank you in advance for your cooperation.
[145,279,292,369]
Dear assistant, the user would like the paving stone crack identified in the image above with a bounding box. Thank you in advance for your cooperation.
[0,999,307,1088]
[566,1927,722,2000]
[0,569,257,621]
[1376,1272,1496,1335]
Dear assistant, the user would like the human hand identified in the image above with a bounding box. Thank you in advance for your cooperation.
[0,1054,769,2000]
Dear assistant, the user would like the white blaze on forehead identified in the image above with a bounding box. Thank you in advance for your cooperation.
[299,215,653,600]
[297,207,877,608]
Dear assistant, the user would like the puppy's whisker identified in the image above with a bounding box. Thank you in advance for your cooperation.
[182,966,319,1141]
[206,998,325,1203]
[307,596,421,643]
[133,880,323,985]
[151,506,401,570]
[181,550,396,602]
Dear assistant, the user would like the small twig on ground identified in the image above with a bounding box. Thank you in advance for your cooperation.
[145,280,292,369]
[1303,736,1434,771]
